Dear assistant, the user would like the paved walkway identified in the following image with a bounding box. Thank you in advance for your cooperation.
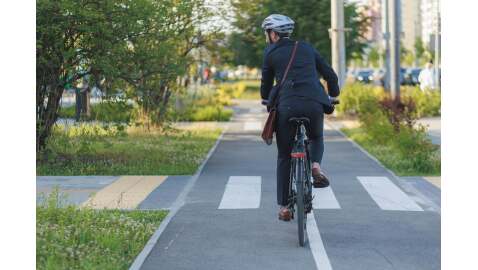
[138,100,440,270]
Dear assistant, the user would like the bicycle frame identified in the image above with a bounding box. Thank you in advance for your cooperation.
[287,123,313,218]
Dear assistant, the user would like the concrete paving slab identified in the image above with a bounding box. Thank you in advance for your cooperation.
[36,176,119,206]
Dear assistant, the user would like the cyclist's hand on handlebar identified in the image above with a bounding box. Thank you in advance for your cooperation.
[329,96,340,105]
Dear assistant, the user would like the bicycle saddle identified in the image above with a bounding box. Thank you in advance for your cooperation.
[288,117,310,125]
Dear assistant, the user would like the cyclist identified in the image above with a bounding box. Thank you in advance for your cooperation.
[260,14,340,221]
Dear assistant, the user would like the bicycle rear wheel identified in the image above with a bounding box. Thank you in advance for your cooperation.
[295,158,307,246]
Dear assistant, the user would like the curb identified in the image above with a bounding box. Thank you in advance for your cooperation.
[129,127,227,270]
[326,120,441,214]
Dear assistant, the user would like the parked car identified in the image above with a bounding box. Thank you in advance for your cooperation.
[403,68,421,86]
[354,69,374,84]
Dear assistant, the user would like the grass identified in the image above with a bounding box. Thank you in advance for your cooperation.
[37,190,167,270]
[37,124,222,175]
[236,80,261,100]
[342,127,440,176]
[170,105,233,121]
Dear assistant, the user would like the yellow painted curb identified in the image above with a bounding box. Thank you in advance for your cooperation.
[82,176,167,209]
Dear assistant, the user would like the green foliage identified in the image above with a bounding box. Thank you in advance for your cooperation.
[36,0,219,150]
[343,127,440,176]
[37,190,167,270]
[340,84,440,175]
[226,0,369,67]
[191,106,233,121]
[368,46,381,68]
[337,83,441,118]
[37,125,222,175]
[171,105,233,122]
[336,83,386,116]
[401,86,441,117]
[237,80,261,100]
[59,100,134,123]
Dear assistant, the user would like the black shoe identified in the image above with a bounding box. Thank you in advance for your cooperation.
[312,168,330,188]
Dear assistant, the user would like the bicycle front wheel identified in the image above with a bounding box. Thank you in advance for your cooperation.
[295,158,307,247]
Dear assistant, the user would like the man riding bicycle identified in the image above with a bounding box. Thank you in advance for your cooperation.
[260,14,340,221]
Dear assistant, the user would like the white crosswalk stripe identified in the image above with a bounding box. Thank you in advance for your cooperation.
[217,175,424,212]
[218,176,262,209]
[244,121,262,131]
[357,176,423,211]
[312,186,341,209]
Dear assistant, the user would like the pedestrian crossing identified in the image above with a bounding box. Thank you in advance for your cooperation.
[357,176,423,211]
[217,175,425,211]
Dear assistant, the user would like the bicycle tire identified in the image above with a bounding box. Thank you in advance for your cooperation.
[295,158,307,246]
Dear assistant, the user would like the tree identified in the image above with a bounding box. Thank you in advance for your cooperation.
[37,0,136,151]
[368,46,381,68]
[36,0,216,150]
[225,0,370,68]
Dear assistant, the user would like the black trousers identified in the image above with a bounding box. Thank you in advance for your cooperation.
[275,98,324,206]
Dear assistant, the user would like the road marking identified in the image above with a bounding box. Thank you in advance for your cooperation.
[82,176,167,209]
[249,107,264,113]
[218,176,261,209]
[358,176,423,211]
[312,186,341,209]
[307,210,333,270]
[244,121,262,131]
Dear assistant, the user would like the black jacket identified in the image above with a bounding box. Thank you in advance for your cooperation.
[260,38,339,106]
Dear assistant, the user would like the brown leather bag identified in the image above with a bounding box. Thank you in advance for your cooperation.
[262,41,299,145]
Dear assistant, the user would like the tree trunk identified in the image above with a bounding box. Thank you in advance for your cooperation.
[75,88,81,121]
[82,87,91,118]
[37,85,64,151]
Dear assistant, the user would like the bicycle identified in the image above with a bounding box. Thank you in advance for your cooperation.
[261,97,338,246]
[287,117,314,246]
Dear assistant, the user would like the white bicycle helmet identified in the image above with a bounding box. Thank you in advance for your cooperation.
[261,14,295,34]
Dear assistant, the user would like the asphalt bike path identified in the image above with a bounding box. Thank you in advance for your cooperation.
[139,100,440,270]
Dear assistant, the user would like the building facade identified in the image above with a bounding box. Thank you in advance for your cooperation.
[421,0,440,51]
[401,0,422,51]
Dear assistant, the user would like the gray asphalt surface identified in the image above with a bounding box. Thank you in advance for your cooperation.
[139,100,440,270]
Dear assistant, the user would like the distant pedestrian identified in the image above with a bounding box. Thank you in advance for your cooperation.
[418,60,437,91]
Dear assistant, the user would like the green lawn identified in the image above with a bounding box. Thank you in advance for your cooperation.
[37,193,167,270]
[342,127,441,176]
[37,125,222,175]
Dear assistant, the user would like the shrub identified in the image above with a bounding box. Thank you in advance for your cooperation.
[401,86,441,117]
[349,91,440,175]
[337,83,440,118]
[191,106,233,121]
[58,100,134,123]
[336,83,386,116]
[169,105,233,122]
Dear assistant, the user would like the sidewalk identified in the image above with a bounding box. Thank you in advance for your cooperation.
[136,100,440,270]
